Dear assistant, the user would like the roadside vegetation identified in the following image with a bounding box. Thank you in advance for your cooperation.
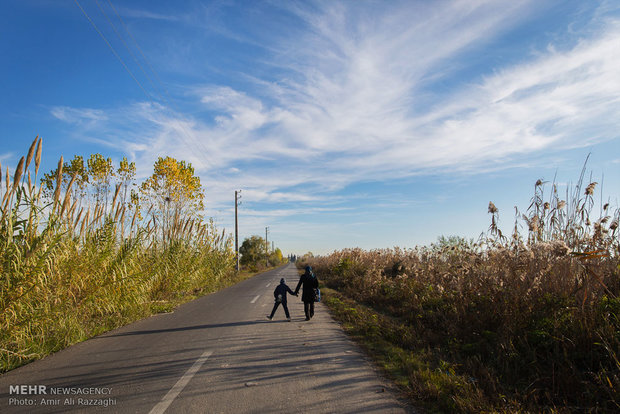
[301,163,620,412]
[239,234,287,272]
[1,137,238,373]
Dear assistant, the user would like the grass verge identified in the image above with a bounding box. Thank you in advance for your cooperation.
[321,287,499,413]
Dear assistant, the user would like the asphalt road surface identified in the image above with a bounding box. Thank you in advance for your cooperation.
[0,263,415,413]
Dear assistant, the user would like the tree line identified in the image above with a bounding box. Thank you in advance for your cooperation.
[239,235,286,271]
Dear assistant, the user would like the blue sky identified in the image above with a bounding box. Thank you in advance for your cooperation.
[2,0,620,255]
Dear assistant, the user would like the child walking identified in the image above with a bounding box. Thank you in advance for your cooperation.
[268,278,297,321]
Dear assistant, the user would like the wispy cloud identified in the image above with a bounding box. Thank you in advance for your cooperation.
[51,1,620,221]
[116,6,180,22]
[240,206,351,218]
[0,152,14,171]
[51,107,108,126]
[254,1,620,176]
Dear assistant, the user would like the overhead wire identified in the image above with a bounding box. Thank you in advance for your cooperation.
[105,0,215,164]
[73,0,153,101]
[73,0,215,171]
[93,0,163,102]
[105,0,219,163]
[106,0,173,104]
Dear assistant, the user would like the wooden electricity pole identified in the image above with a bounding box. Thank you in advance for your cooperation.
[265,226,269,267]
[235,190,240,272]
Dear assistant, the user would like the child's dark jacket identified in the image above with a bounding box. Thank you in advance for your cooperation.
[274,283,295,304]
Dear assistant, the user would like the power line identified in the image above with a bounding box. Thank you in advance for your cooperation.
[94,0,163,102]
[74,1,212,167]
[103,0,215,168]
[75,0,227,196]
[106,0,173,104]
[73,0,153,100]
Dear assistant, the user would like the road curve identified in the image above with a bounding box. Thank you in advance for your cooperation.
[1,263,415,413]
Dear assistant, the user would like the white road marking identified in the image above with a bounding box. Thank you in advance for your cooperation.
[266,283,271,287]
[250,295,260,303]
[149,350,213,414]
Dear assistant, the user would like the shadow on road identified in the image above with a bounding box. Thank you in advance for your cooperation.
[100,320,272,337]
[0,262,413,413]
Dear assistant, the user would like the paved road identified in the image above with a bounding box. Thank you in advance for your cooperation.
[0,263,414,413]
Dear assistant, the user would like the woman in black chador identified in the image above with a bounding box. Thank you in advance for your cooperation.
[295,266,319,321]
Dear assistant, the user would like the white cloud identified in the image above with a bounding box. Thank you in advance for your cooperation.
[254,2,620,177]
[51,2,620,223]
[0,152,13,163]
[116,6,180,22]
[200,86,269,130]
[51,107,108,126]
[240,206,351,218]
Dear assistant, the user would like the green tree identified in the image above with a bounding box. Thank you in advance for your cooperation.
[117,157,136,208]
[434,235,474,254]
[239,235,266,268]
[269,247,284,266]
[87,153,114,210]
[41,155,88,202]
[140,156,204,244]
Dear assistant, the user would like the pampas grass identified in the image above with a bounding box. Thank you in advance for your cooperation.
[1,137,235,373]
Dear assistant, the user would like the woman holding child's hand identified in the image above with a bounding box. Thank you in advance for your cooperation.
[295,266,319,321]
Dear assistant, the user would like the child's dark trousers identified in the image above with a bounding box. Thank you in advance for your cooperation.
[270,302,290,319]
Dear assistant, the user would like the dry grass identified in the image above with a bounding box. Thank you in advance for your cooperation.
[1,137,236,372]
[301,162,620,412]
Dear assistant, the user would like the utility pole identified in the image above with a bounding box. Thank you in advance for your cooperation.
[265,226,269,267]
[235,190,240,272]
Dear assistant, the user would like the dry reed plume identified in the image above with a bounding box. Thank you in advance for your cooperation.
[301,160,619,412]
[1,137,236,372]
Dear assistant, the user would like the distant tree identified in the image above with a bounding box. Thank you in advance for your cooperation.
[117,156,136,208]
[87,153,115,210]
[41,155,88,202]
[42,154,138,217]
[239,235,266,267]
[140,156,204,244]
[434,235,475,255]
[269,247,284,266]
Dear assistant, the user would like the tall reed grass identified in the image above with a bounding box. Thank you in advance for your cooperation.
[1,137,235,372]
[302,164,619,412]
